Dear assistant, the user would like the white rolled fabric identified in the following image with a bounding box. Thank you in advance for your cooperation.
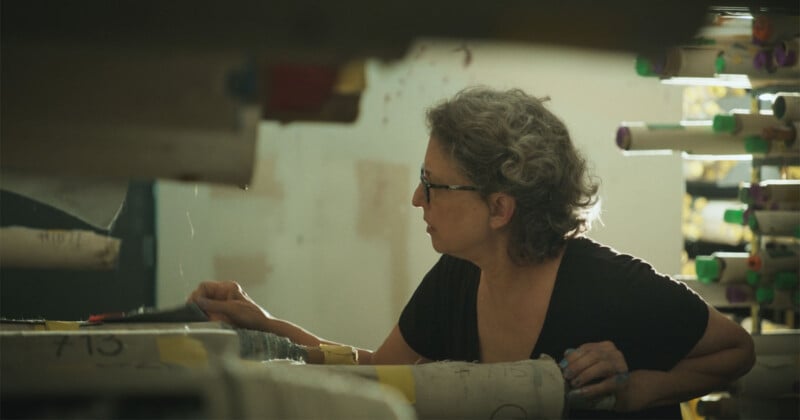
[285,357,578,419]
[0,226,121,270]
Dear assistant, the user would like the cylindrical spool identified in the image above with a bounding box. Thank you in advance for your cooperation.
[762,123,799,142]
[715,46,763,75]
[674,47,720,77]
[752,14,800,46]
[695,252,750,284]
[716,46,800,80]
[713,113,784,137]
[635,47,719,78]
[773,38,799,68]
[772,92,800,122]
[696,200,749,245]
[289,357,570,419]
[0,227,120,270]
[740,179,800,206]
[752,50,800,80]
[747,245,800,275]
[616,123,746,154]
[749,210,800,237]
[726,284,755,304]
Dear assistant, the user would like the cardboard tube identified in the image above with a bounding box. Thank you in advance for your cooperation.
[616,122,746,154]
[288,357,571,419]
[0,226,120,270]
[772,92,800,122]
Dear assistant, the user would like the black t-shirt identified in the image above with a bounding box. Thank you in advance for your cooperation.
[399,237,709,419]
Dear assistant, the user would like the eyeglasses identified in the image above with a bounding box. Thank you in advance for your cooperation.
[419,166,479,203]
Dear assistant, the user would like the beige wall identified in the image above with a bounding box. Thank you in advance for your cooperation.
[156,40,684,350]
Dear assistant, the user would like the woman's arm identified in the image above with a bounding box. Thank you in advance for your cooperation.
[257,320,427,365]
[189,281,426,365]
[565,305,755,412]
[616,306,755,411]
[371,325,430,365]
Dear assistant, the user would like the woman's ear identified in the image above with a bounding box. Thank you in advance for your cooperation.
[488,192,515,229]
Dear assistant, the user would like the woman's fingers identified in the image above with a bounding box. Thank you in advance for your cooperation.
[567,356,619,388]
[186,281,270,330]
[188,281,244,302]
[194,295,226,313]
[559,341,629,391]
[561,343,630,411]
[570,371,630,401]
[203,310,234,325]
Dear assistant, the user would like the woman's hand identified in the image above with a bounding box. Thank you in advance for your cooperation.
[559,341,634,411]
[188,281,272,331]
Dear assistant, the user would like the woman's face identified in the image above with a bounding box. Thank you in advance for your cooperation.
[412,136,492,259]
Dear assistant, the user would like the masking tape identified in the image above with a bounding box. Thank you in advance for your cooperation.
[375,365,416,403]
[156,336,209,369]
[319,344,358,365]
[44,321,81,330]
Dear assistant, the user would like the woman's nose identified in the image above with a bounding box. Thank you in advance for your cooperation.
[411,183,425,208]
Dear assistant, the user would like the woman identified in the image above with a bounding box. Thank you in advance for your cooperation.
[189,87,755,418]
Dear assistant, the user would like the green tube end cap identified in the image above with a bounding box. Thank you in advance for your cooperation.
[746,270,761,286]
[756,286,774,304]
[724,209,745,225]
[695,256,720,281]
[713,114,737,133]
[714,56,727,73]
[774,272,799,290]
[744,136,769,154]
[635,57,658,77]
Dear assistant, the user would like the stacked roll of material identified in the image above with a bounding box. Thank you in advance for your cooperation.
[278,356,608,419]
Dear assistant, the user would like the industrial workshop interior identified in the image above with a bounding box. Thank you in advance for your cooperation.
[1,1,798,419]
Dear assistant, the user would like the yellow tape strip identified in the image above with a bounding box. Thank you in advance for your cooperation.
[156,336,209,369]
[375,365,416,403]
[319,344,358,365]
[44,321,81,330]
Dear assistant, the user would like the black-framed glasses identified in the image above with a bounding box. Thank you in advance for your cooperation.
[419,166,479,203]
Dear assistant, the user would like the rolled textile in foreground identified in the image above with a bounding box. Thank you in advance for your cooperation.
[0,226,120,270]
[284,357,577,419]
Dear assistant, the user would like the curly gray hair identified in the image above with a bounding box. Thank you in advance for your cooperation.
[426,86,600,264]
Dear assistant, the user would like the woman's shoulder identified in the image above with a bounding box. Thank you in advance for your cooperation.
[565,236,625,264]
[563,236,664,282]
[567,236,651,263]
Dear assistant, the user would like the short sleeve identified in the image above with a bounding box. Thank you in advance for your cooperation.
[616,258,709,371]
